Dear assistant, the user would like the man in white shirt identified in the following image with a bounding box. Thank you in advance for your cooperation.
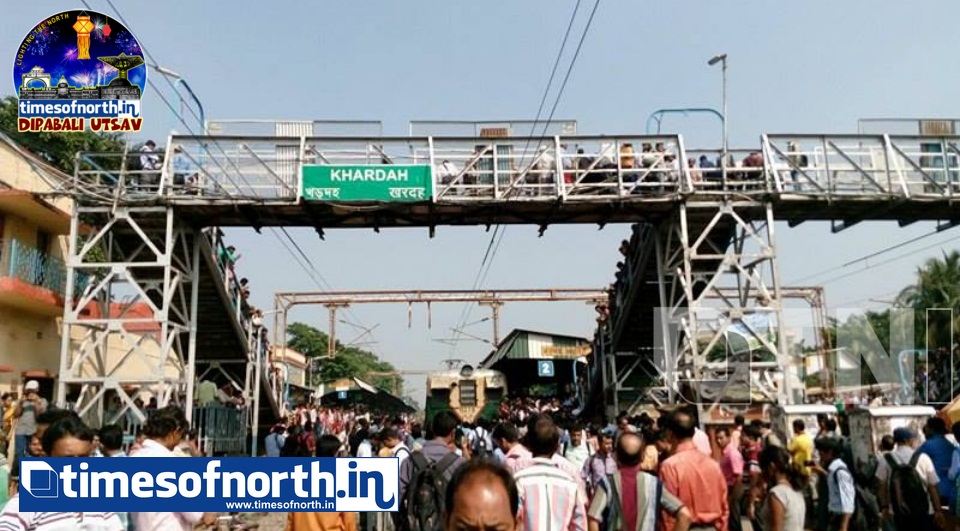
[875,427,944,530]
[130,406,216,531]
[356,433,374,458]
[382,427,410,466]
[563,423,591,472]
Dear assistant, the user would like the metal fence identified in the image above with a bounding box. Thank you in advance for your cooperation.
[121,405,249,456]
[7,238,67,294]
[71,133,960,204]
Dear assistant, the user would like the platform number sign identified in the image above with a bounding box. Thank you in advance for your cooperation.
[538,360,555,378]
[337,390,348,400]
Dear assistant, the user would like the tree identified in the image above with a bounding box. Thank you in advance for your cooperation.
[285,322,401,394]
[896,250,960,350]
[827,311,893,389]
[0,95,127,174]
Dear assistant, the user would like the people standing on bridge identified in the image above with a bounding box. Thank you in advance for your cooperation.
[659,409,728,531]
[512,415,587,531]
[138,140,161,192]
[130,406,217,530]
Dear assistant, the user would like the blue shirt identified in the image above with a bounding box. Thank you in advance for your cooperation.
[264,432,284,457]
[919,434,957,503]
[827,459,855,515]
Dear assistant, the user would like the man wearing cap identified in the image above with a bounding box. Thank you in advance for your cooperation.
[875,426,943,530]
[12,381,46,458]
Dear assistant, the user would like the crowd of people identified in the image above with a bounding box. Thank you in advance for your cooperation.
[266,400,960,531]
[5,379,960,531]
[0,402,213,530]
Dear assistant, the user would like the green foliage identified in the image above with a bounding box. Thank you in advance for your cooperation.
[286,322,400,394]
[0,95,126,174]
[896,249,960,350]
[826,311,891,388]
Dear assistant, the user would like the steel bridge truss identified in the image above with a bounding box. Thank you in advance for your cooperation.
[57,205,257,433]
[598,198,834,416]
[61,130,960,422]
[58,206,202,427]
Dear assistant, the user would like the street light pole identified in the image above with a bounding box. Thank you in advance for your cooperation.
[708,54,728,177]
[150,64,206,134]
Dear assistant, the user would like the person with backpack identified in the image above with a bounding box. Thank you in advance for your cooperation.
[875,427,944,530]
[471,420,492,459]
[587,432,691,531]
[398,410,465,531]
[811,437,855,531]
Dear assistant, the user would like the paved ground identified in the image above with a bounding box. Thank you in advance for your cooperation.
[246,512,284,530]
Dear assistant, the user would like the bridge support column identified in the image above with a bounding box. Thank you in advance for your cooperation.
[653,200,794,418]
[58,206,201,428]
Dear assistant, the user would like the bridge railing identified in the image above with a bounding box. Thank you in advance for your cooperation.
[685,148,770,194]
[71,134,960,205]
[763,134,960,199]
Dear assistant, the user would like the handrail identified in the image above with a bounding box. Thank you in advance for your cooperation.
[69,133,960,206]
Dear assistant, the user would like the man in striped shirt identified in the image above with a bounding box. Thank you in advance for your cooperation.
[513,415,587,531]
[0,416,125,531]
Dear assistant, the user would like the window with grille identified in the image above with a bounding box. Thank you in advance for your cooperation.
[459,379,477,407]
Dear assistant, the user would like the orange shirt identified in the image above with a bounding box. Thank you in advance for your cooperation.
[659,440,728,531]
[287,511,357,531]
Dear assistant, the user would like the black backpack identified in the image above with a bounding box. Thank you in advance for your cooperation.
[399,452,458,531]
[885,451,930,518]
[831,463,880,531]
[472,428,490,458]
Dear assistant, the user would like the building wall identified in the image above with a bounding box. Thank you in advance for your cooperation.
[70,327,180,383]
[0,138,75,397]
[0,138,75,214]
[0,305,60,394]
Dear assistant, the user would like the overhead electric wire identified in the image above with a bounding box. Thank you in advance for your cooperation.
[93,0,381,351]
[448,0,592,355]
[789,225,958,285]
[813,232,960,287]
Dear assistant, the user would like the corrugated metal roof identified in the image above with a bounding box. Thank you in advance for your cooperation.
[481,329,592,367]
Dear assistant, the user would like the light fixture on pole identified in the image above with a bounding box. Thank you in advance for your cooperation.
[707,53,730,186]
[149,64,205,134]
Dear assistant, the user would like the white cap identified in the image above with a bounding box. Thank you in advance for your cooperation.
[24,380,39,391]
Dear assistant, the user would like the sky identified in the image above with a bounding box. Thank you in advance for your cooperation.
[4,1,960,403]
